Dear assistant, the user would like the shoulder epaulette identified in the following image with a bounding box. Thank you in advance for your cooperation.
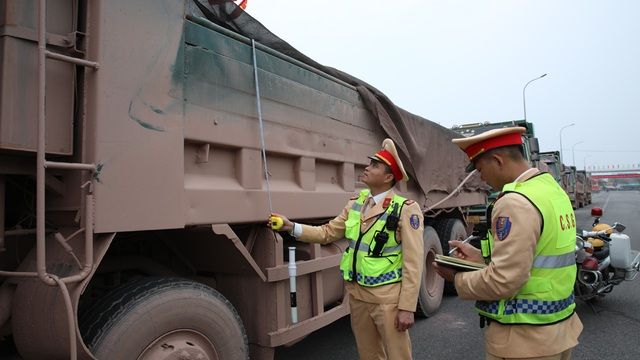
[404,199,415,205]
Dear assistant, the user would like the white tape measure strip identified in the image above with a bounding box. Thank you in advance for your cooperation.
[251,39,273,214]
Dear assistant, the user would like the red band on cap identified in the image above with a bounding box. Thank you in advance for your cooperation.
[375,149,402,181]
[464,132,523,161]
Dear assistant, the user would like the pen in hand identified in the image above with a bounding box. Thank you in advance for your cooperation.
[448,235,478,255]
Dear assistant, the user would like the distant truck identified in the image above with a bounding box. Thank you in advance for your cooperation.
[451,120,540,221]
[0,1,487,359]
[575,171,586,208]
[576,170,592,206]
[452,120,540,164]
[539,151,564,185]
[562,166,579,209]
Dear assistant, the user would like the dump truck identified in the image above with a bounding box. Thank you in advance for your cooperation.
[538,151,585,206]
[576,170,592,206]
[0,1,487,359]
[562,165,579,209]
[451,120,540,220]
[574,170,585,208]
[539,151,563,184]
[451,120,541,164]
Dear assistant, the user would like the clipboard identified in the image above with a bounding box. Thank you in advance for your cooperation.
[435,254,486,272]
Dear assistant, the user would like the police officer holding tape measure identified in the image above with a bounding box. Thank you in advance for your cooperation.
[435,127,583,360]
[271,139,424,360]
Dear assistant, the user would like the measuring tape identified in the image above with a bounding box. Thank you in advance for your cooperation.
[252,39,296,323]
[251,39,284,231]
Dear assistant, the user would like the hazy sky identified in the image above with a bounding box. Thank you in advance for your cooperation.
[246,0,639,171]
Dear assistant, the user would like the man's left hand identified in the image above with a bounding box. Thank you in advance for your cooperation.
[433,262,458,282]
[394,310,414,331]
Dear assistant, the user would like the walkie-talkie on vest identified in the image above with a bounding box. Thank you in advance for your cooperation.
[371,203,400,257]
[371,231,389,257]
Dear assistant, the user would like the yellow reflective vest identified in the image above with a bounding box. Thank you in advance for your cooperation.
[339,189,406,287]
[476,172,577,325]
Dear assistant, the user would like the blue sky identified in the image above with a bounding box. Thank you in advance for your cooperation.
[247,0,640,171]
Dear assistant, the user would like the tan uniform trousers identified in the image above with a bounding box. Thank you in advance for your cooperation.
[486,349,572,360]
[349,294,412,360]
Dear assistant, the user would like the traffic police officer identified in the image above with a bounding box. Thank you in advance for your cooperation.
[435,127,583,360]
[272,139,424,360]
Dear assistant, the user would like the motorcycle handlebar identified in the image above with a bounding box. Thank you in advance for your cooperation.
[581,229,612,241]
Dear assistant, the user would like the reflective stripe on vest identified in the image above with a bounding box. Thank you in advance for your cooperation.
[339,189,406,287]
[477,294,575,316]
[475,172,577,325]
[532,253,576,268]
[340,268,403,287]
[348,239,402,255]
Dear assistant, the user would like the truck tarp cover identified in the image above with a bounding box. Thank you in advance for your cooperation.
[192,1,486,198]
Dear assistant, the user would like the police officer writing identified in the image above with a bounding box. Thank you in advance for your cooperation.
[434,127,583,360]
[270,139,424,360]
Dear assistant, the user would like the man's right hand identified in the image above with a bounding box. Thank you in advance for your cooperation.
[448,239,483,263]
[268,213,293,232]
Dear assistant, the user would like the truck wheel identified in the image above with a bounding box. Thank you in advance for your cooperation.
[416,226,444,317]
[433,218,467,255]
[80,277,248,360]
[434,218,468,293]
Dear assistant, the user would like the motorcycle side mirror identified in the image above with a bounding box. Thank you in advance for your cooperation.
[612,222,626,232]
[591,207,603,217]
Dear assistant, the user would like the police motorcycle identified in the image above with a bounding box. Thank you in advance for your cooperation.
[574,207,640,301]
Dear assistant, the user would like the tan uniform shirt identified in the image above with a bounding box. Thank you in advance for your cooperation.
[298,189,424,311]
[454,169,583,358]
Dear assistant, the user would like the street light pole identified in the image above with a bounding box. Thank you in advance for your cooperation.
[523,73,548,122]
[572,141,584,167]
[559,123,575,164]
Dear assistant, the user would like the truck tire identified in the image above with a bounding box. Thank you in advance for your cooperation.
[433,218,467,259]
[80,277,248,360]
[434,218,468,293]
[416,226,444,317]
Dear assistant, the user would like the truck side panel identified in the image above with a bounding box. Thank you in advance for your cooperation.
[87,0,186,232]
[87,0,399,233]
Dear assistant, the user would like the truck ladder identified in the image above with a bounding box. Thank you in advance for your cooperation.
[22,1,98,359]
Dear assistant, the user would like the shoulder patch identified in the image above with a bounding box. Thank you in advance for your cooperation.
[350,196,359,200]
[404,200,415,205]
[495,216,512,241]
[410,214,420,229]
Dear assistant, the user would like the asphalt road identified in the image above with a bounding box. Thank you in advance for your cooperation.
[276,190,640,360]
